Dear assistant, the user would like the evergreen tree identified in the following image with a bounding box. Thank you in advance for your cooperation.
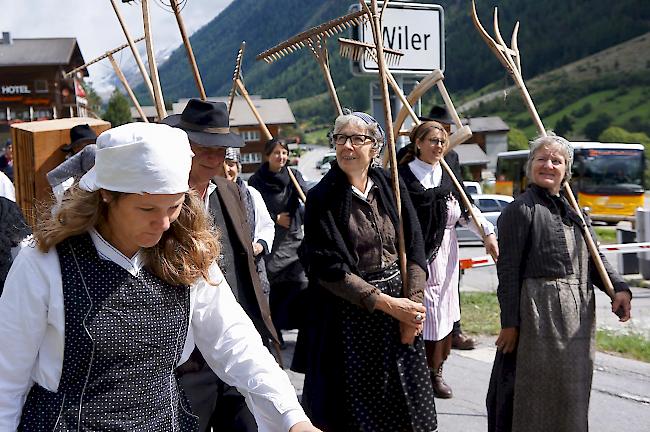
[554,115,574,137]
[81,82,103,118]
[584,113,613,141]
[103,89,132,127]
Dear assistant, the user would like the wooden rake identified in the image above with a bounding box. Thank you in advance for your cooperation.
[256,9,369,117]
[339,37,492,260]
[64,38,149,123]
[231,43,306,203]
[471,0,616,299]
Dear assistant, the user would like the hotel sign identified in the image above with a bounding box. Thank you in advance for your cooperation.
[1,85,31,95]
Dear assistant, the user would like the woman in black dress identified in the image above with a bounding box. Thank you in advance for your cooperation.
[249,139,309,339]
[298,111,437,431]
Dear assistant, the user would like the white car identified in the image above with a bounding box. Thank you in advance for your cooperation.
[457,194,514,244]
[463,181,482,195]
[316,152,336,170]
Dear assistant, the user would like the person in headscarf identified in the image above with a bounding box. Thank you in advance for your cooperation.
[0,122,320,432]
[298,110,437,431]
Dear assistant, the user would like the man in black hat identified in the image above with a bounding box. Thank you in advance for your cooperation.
[46,124,98,202]
[163,99,280,432]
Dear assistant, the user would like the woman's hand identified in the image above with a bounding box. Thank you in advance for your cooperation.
[376,294,426,326]
[252,242,264,256]
[399,321,423,345]
[611,291,632,322]
[276,212,291,229]
[484,233,499,261]
[495,327,518,353]
[288,421,322,432]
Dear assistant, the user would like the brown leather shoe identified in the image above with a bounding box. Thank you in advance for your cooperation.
[431,366,453,399]
[452,332,476,350]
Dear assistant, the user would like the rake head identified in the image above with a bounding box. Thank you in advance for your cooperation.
[338,37,403,66]
[256,9,368,64]
[228,41,246,114]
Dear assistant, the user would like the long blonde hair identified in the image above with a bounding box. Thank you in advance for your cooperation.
[35,186,220,286]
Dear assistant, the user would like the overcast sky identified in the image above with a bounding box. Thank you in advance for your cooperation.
[2,0,233,91]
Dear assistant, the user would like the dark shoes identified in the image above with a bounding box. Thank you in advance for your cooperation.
[431,366,453,399]
[452,332,476,350]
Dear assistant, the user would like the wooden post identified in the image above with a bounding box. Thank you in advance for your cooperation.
[366,0,408,295]
[108,54,149,123]
[109,0,155,103]
[141,0,167,120]
[235,79,306,203]
[169,0,207,100]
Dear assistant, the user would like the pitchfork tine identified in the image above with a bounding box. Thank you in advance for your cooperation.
[512,21,522,74]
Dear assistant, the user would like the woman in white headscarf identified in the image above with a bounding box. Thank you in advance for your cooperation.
[0,123,320,432]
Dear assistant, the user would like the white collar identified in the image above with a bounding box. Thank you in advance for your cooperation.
[351,178,375,200]
[89,227,145,276]
[408,157,442,189]
[202,181,218,207]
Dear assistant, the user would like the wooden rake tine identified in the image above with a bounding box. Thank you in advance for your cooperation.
[228,41,246,115]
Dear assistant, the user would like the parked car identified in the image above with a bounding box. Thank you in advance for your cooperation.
[463,181,482,195]
[457,194,514,244]
[316,152,336,170]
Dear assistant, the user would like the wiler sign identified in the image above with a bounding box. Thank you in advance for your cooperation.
[350,2,444,75]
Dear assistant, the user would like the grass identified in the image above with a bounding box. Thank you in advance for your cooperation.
[460,292,650,362]
[596,330,650,362]
[459,292,501,336]
[594,226,617,244]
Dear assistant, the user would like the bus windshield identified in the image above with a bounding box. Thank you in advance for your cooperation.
[575,149,644,194]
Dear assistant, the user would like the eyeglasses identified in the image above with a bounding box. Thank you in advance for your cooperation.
[332,134,376,147]
[426,138,446,146]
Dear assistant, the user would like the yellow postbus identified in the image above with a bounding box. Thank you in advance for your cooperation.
[495,143,645,222]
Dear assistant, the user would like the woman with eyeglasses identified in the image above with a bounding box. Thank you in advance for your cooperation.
[398,120,498,399]
[249,139,309,346]
[297,111,437,431]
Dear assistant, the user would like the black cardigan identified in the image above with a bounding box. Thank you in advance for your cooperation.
[299,162,427,282]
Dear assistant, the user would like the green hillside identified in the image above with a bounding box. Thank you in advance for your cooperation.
[136,0,650,134]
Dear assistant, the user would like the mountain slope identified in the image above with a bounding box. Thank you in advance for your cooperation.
[135,0,650,124]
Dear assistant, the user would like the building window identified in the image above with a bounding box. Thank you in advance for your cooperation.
[241,130,260,142]
[34,80,48,93]
[241,152,262,164]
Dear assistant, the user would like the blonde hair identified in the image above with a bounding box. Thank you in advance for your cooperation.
[35,186,220,286]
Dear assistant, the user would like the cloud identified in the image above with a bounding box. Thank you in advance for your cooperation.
[2,0,232,90]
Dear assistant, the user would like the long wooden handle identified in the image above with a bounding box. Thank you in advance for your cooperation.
[311,43,343,117]
[235,79,306,203]
[564,185,616,300]
[170,0,207,100]
[110,0,155,103]
[440,159,496,262]
[368,0,408,297]
[141,0,167,120]
[108,54,149,123]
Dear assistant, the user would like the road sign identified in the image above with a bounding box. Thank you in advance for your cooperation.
[350,2,444,76]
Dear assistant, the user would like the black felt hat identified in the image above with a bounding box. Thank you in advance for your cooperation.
[419,105,454,125]
[161,99,244,148]
[62,124,97,152]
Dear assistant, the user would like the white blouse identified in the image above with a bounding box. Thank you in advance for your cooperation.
[0,229,308,431]
[408,158,495,237]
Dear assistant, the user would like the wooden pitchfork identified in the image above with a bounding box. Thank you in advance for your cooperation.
[256,9,370,117]
[64,38,149,123]
[339,37,494,261]
[231,43,306,203]
[471,0,616,300]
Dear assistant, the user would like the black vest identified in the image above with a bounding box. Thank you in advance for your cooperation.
[19,233,197,431]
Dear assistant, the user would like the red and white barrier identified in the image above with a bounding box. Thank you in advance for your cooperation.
[459,242,650,270]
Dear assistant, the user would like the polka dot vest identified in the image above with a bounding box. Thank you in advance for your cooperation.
[19,233,198,431]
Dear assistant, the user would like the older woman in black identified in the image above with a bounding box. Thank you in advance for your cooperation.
[486,134,632,432]
[299,111,437,431]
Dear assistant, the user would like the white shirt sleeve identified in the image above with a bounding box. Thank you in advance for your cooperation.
[0,171,14,201]
[248,185,275,251]
[190,263,308,432]
[458,204,496,237]
[0,246,63,430]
